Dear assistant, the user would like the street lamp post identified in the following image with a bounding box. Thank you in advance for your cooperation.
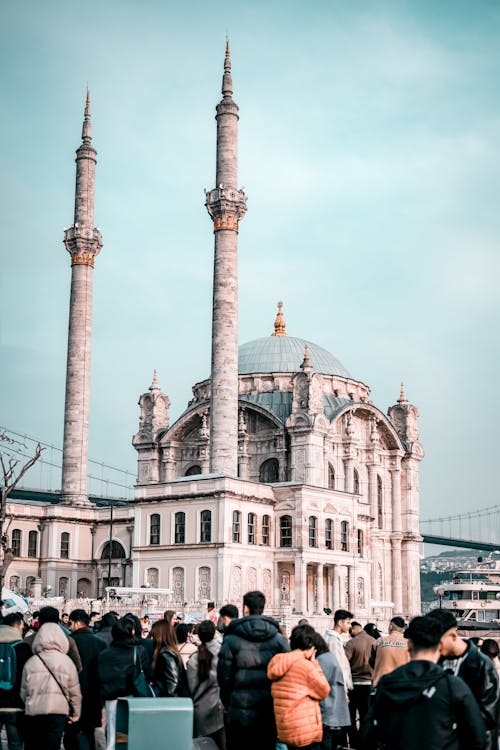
[435,586,445,610]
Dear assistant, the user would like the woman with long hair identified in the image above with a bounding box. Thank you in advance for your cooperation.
[150,619,189,697]
[186,620,225,750]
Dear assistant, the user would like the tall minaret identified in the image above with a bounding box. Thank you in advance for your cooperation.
[61,92,103,505]
[205,42,247,475]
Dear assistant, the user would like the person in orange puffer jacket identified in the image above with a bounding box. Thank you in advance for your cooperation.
[268,624,330,750]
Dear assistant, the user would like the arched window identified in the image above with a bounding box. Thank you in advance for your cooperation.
[259,458,279,483]
[9,575,20,591]
[60,532,70,559]
[353,468,360,494]
[185,465,201,476]
[11,529,22,557]
[77,578,91,597]
[147,567,159,588]
[100,541,126,559]
[58,576,68,597]
[26,575,36,594]
[340,521,349,552]
[280,515,292,548]
[262,515,271,546]
[328,464,335,490]
[308,516,317,547]
[357,529,364,556]
[248,513,256,544]
[150,513,160,545]
[200,510,211,543]
[175,512,185,544]
[28,530,38,558]
[377,476,383,528]
[325,519,333,550]
[232,511,241,543]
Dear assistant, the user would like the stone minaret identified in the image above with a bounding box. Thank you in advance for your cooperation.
[61,92,103,505]
[205,43,247,475]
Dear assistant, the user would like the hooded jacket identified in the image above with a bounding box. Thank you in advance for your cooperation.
[268,650,330,747]
[360,659,486,750]
[217,615,289,729]
[97,637,152,701]
[20,623,82,720]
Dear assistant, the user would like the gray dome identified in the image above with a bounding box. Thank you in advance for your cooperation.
[238,336,350,377]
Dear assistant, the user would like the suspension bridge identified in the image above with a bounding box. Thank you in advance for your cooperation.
[2,426,499,550]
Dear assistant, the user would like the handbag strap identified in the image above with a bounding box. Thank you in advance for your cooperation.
[36,653,72,710]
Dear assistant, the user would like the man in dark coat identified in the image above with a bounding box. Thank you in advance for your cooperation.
[65,609,106,750]
[360,615,486,750]
[427,608,499,750]
[217,590,289,750]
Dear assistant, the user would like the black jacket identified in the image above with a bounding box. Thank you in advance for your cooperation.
[71,628,106,726]
[97,638,152,701]
[441,640,499,750]
[360,659,486,750]
[153,647,189,697]
[217,615,289,729]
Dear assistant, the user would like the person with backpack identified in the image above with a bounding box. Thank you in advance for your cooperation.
[359,615,486,750]
[0,612,32,750]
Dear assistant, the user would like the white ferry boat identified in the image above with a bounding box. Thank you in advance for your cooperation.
[434,553,500,626]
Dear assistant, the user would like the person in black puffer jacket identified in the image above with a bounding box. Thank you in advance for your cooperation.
[217,591,289,750]
[97,616,152,750]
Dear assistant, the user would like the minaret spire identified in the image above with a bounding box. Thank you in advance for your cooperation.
[222,40,233,99]
[82,89,92,144]
[61,93,103,505]
[205,43,247,475]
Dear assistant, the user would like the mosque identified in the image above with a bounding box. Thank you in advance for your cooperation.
[4,44,423,622]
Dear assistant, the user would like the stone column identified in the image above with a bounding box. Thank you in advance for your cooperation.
[343,457,353,493]
[61,93,102,505]
[206,43,247,476]
[332,564,340,609]
[368,464,377,521]
[316,563,324,614]
[348,565,356,612]
[294,558,307,614]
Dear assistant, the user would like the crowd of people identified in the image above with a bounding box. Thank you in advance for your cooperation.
[0,595,499,750]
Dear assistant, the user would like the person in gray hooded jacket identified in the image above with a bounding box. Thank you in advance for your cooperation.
[21,622,82,750]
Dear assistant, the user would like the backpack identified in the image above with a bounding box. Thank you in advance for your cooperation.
[0,641,22,691]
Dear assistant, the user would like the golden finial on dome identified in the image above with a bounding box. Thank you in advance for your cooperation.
[272,301,288,337]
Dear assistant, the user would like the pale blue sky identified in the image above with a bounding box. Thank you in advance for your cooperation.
[1,0,500,520]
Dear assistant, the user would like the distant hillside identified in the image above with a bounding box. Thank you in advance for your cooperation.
[420,571,454,602]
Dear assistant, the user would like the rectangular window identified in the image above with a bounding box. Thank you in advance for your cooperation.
[60,533,70,559]
[248,513,256,544]
[11,530,22,557]
[200,510,211,543]
[175,513,185,544]
[150,514,161,545]
[28,531,38,558]
[232,511,241,543]
[262,515,270,546]
[325,519,333,550]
